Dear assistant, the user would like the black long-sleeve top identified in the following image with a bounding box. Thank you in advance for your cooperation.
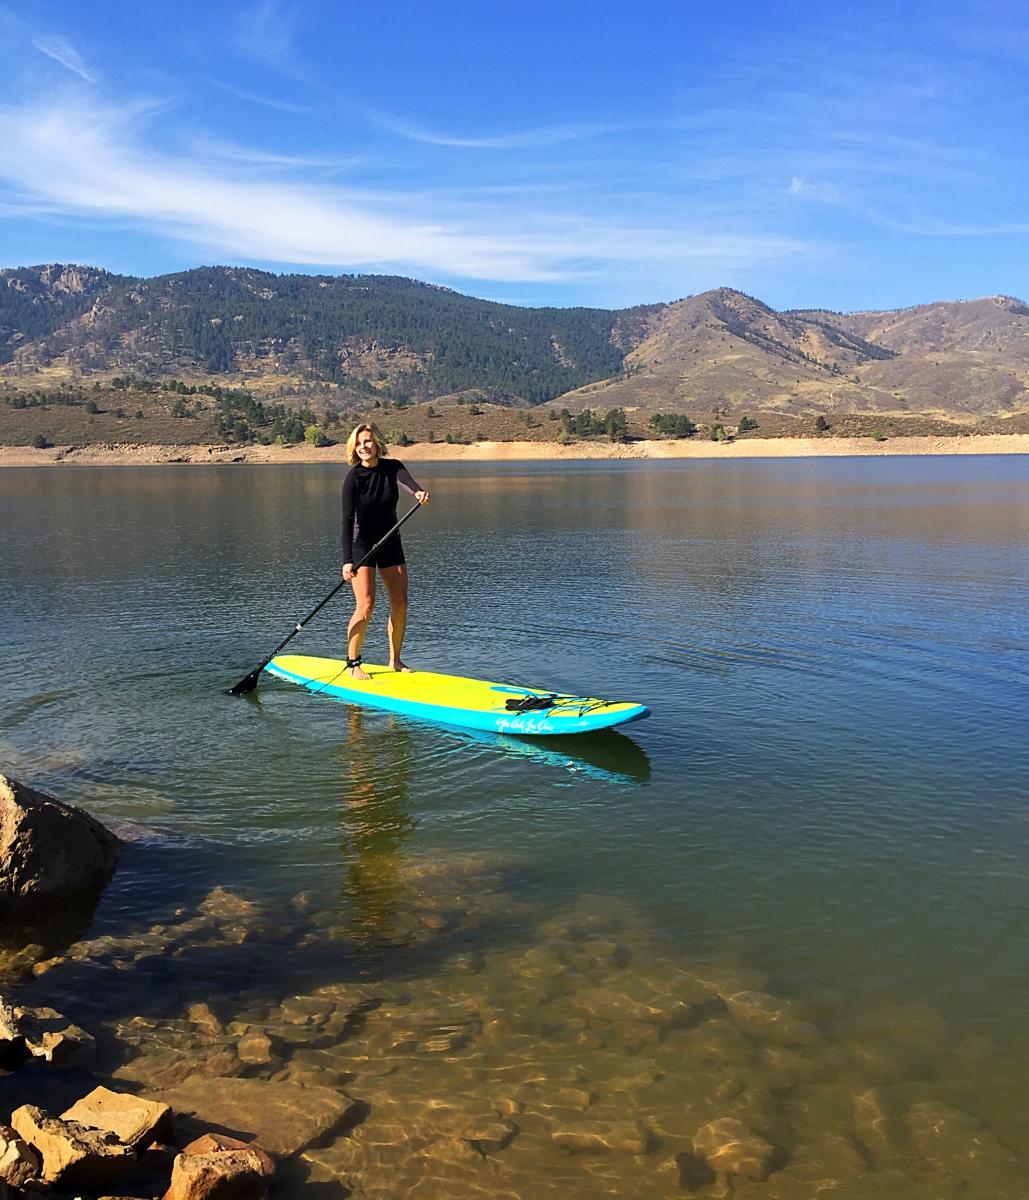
[340,458,420,563]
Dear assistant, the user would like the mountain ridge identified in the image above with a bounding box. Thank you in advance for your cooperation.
[3,264,1029,422]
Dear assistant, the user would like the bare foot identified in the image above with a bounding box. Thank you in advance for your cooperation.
[389,660,414,673]
[347,666,372,680]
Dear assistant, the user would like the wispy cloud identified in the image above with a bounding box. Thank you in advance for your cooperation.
[0,94,810,285]
[234,0,309,80]
[872,215,1029,238]
[190,136,363,173]
[210,81,313,115]
[31,34,99,83]
[377,114,643,150]
[787,177,841,203]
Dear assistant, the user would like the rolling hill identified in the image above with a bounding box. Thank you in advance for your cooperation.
[564,291,1029,421]
[2,264,1028,445]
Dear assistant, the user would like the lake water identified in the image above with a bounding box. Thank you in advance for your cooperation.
[2,456,1028,1197]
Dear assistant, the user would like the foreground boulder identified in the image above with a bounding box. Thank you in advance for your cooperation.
[166,1133,275,1200]
[0,1125,41,1188]
[0,773,119,919]
[10,1105,135,1190]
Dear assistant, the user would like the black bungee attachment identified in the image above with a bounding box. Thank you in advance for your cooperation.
[504,693,562,712]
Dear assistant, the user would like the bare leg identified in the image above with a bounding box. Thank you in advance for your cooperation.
[380,564,412,671]
[346,567,375,679]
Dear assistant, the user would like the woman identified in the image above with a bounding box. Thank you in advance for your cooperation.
[341,422,429,679]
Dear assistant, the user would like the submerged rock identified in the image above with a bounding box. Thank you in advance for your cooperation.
[907,1100,1020,1180]
[197,887,259,921]
[0,997,94,1070]
[151,1078,361,1157]
[852,1087,914,1170]
[18,1003,95,1065]
[692,1116,778,1181]
[552,1119,649,1154]
[236,1028,277,1065]
[723,989,823,1047]
[0,773,119,919]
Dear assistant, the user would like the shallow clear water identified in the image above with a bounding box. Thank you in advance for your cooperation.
[2,456,1028,1196]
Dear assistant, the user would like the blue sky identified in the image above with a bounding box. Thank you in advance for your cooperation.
[0,0,1027,311]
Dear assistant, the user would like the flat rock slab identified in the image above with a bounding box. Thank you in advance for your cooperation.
[153,1078,359,1157]
[551,1119,649,1154]
[62,1086,172,1149]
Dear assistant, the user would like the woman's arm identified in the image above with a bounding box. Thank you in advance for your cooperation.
[395,462,430,505]
[341,469,356,566]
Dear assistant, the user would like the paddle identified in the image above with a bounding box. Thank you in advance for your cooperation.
[228,500,424,696]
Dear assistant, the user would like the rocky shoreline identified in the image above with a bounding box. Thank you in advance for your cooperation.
[0,776,286,1198]
[2,771,1026,1198]
[5,875,1025,1198]
[2,432,1029,468]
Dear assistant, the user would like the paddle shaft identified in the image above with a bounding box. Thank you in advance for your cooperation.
[228,500,422,695]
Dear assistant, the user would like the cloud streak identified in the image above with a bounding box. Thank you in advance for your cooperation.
[0,95,809,286]
[31,34,99,83]
[377,114,644,150]
[234,0,309,81]
[190,136,363,173]
[210,81,313,115]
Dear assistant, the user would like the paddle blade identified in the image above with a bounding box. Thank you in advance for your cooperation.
[228,667,263,696]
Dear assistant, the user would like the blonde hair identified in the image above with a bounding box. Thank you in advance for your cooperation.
[345,422,389,466]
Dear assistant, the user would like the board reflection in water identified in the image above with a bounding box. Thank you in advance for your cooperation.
[453,726,651,786]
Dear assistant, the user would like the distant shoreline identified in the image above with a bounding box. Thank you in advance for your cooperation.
[2,433,1029,467]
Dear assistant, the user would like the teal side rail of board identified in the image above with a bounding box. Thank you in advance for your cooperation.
[266,654,650,736]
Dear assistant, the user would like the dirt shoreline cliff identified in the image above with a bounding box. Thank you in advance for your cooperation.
[3,434,1029,468]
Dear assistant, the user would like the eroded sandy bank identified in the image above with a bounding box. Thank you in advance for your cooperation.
[2,433,1029,467]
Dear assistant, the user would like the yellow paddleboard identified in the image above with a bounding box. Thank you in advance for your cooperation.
[266,654,650,736]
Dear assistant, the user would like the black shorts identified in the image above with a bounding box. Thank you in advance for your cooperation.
[352,536,405,571]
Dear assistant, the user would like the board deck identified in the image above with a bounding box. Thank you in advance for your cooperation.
[266,654,650,736]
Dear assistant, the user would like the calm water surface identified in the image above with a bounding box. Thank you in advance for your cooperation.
[1,456,1028,1196]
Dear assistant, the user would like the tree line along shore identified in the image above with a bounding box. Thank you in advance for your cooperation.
[3,376,1029,455]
